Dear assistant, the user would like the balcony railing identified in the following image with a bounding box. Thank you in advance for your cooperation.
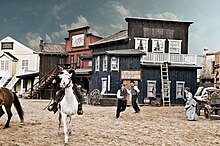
[140,53,197,65]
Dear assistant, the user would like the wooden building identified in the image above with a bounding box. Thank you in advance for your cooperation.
[65,26,102,93]
[214,51,220,88]
[90,17,200,105]
[29,40,68,99]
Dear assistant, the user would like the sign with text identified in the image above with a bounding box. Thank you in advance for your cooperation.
[121,70,141,80]
[72,34,85,47]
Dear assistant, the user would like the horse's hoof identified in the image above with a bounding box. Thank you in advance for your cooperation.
[64,142,68,145]
[3,125,9,129]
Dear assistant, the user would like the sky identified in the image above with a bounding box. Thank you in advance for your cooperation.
[0,0,220,55]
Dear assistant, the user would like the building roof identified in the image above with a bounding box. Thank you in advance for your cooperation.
[68,26,90,32]
[75,68,92,75]
[89,30,128,46]
[93,49,145,56]
[38,43,67,55]
[0,51,18,61]
[125,17,193,24]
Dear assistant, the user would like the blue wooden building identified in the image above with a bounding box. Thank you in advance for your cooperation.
[89,17,200,105]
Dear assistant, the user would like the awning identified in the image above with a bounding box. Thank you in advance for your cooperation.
[75,68,92,75]
[16,72,39,79]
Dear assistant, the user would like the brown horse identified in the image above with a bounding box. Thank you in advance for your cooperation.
[0,87,24,128]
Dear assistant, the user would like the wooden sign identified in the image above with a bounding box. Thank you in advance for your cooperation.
[121,70,141,80]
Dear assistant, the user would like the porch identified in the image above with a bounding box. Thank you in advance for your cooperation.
[140,53,197,65]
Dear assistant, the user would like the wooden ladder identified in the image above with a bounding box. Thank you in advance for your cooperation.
[161,62,171,106]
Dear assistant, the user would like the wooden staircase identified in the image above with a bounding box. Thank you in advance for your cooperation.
[28,66,62,98]
[161,62,171,106]
[3,77,12,87]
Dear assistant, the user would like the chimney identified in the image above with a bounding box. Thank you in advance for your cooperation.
[39,40,44,51]
[203,47,208,55]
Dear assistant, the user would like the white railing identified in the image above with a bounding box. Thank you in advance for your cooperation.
[140,53,197,65]
[6,69,25,90]
[0,70,11,87]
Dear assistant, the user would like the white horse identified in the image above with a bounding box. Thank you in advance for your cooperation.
[58,70,78,144]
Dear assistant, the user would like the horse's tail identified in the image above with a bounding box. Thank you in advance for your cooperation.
[13,92,24,122]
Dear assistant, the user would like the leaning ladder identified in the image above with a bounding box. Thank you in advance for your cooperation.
[161,63,171,106]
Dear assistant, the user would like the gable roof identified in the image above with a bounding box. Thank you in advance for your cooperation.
[0,36,37,53]
[0,51,18,61]
[38,43,67,55]
[89,30,128,46]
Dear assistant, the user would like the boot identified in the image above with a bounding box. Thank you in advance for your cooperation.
[47,102,58,114]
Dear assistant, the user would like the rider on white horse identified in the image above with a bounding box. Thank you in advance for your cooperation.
[48,69,83,115]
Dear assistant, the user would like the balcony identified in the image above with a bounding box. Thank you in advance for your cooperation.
[140,53,197,65]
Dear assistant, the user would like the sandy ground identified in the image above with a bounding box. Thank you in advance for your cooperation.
[0,98,220,146]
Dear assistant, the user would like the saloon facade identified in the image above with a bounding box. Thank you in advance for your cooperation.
[90,17,200,105]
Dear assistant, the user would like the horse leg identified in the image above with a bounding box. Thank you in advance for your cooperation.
[4,107,12,128]
[62,113,69,144]
[69,115,74,135]
[0,106,5,117]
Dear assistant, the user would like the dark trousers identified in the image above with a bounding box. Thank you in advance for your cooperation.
[132,95,140,112]
[116,99,127,118]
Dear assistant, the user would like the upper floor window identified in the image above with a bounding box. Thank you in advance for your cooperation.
[168,39,182,54]
[1,42,13,50]
[77,54,80,68]
[70,55,75,68]
[111,56,119,71]
[95,56,100,72]
[22,59,28,71]
[103,55,108,71]
[134,37,149,52]
[72,34,85,48]
[152,39,165,53]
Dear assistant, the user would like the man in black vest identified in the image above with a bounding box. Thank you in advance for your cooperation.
[130,80,140,113]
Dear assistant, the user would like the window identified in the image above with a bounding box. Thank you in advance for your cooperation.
[152,39,165,53]
[134,37,149,52]
[95,56,100,72]
[168,39,182,54]
[1,42,13,50]
[77,54,80,68]
[0,60,9,71]
[176,81,185,98]
[70,55,74,68]
[111,56,119,71]
[88,60,92,67]
[103,55,108,71]
[147,80,156,98]
[101,78,107,95]
[22,59,28,70]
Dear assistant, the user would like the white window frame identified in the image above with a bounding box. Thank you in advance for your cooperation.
[111,56,119,71]
[152,39,166,53]
[103,55,108,71]
[134,37,149,53]
[101,78,107,95]
[0,60,9,71]
[168,39,182,54]
[22,59,29,71]
[176,81,185,99]
[95,56,100,72]
[147,80,156,98]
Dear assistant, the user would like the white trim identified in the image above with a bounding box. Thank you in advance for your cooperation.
[152,38,166,53]
[101,78,107,95]
[168,39,182,54]
[176,81,185,99]
[95,56,100,72]
[111,56,119,71]
[103,55,108,71]
[134,37,149,53]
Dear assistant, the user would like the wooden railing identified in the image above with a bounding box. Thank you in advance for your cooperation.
[140,53,197,65]
[27,65,62,97]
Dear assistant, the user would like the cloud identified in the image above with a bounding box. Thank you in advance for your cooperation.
[26,32,42,50]
[51,15,89,41]
[113,3,130,17]
[146,12,179,21]
[52,4,65,19]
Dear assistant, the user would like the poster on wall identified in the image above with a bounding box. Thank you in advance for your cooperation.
[72,34,85,47]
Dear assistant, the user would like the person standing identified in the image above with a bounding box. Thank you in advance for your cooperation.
[116,83,130,118]
[130,80,140,113]
[184,87,198,121]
